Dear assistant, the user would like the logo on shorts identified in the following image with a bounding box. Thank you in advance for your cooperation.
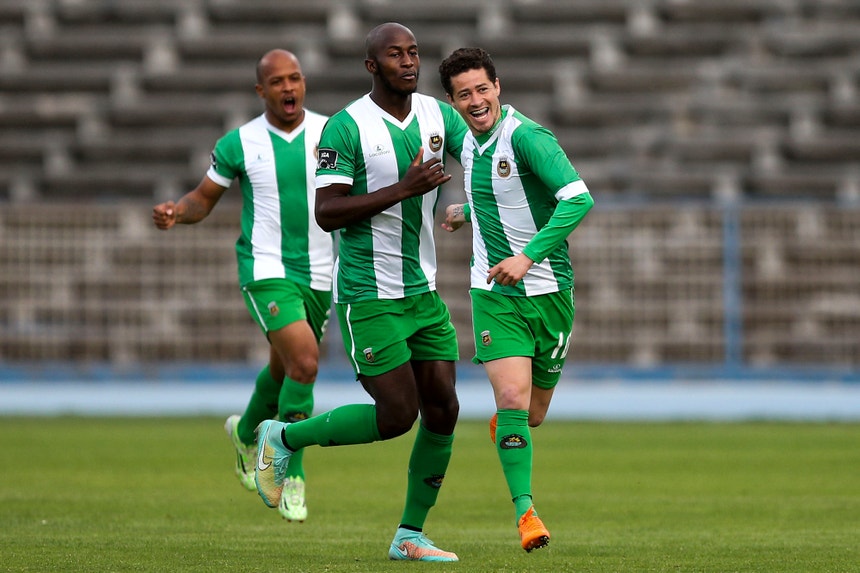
[267,301,280,317]
[317,148,338,170]
[500,434,527,449]
[547,363,562,374]
[428,132,443,153]
[480,330,492,346]
[363,347,375,363]
[496,158,511,178]
[423,473,445,489]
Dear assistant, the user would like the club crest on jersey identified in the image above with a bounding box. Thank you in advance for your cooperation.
[363,347,375,363]
[428,132,443,153]
[317,148,338,170]
[423,474,445,489]
[496,158,511,178]
[500,434,527,449]
[481,330,492,346]
[267,301,280,317]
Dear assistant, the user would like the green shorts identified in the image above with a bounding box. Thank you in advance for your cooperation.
[470,288,575,389]
[242,278,332,341]
[336,291,459,377]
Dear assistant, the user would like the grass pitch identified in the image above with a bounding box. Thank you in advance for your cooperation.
[1,417,857,572]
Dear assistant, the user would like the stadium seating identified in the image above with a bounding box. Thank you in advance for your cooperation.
[1,0,858,368]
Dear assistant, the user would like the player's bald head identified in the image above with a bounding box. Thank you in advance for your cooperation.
[365,22,415,59]
[256,49,301,84]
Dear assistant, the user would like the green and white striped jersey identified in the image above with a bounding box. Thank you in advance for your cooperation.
[316,93,467,303]
[460,104,590,296]
[207,111,332,291]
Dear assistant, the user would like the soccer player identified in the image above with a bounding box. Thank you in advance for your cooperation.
[152,49,332,522]
[438,47,595,552]
[253,23,467,562]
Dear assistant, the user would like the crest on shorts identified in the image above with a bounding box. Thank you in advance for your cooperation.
[480,329,492,346]
[496,158,511,178]
[267,301,280,317]
[317,148,338,170]
[500,434,527,449]
[363,347,375,363]
[428,132,443,153]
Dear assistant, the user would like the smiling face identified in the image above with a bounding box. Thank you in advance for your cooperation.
[446,67,502,135]
[256,50,306,132]
[366,24,420,97]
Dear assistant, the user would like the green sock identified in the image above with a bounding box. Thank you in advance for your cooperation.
[284,404,381,450]
[399,425,454,530]
[237,365,280,445]
[278,378,315,480]
[495,409,534,521]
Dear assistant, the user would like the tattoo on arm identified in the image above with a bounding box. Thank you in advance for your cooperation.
[453,205,464,218]
[177,198,207,223]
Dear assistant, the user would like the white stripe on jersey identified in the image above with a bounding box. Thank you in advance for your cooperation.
[347,96,406,298]
[412,95,445,292]
[299,112,334,291]
[238,117,285,282]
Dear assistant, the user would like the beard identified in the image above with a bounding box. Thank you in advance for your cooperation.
[376,68,419,97]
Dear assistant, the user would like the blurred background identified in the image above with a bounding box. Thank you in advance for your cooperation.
[1,0,858,416]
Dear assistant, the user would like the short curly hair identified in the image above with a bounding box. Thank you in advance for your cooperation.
[438,47,497,96]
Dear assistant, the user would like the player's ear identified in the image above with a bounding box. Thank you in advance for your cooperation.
[365,58,377,74]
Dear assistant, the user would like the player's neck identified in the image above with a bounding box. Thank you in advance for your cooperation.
[370,90,412,122]
[265,109,305,133]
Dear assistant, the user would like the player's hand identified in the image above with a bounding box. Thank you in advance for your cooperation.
[400,147,452,197]
[487,253,534,286]
[441,203,467,232]
[152,201,177,230]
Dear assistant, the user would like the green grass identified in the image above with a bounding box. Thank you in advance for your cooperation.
[1,418,858,572]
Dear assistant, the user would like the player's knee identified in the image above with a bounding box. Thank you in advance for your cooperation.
[528,411,546,428]
[285,355,319,384]
[376,402,419,439]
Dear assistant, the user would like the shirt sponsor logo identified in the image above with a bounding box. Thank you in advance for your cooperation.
[317,148,338,170]
[368,143,389,158]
